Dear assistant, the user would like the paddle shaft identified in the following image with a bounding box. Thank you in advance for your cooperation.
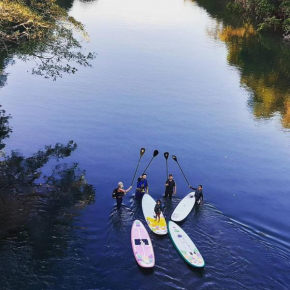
[143,157,154,174]
[131,156,142,186]
[131,148,145,186]
[175,160,190,186]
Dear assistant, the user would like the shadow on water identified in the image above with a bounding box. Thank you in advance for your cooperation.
[137,265,155,276]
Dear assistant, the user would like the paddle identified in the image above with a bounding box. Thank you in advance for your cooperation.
[143,150,159,173]
[131,148,146,186]
[172,155,191,187]
[164,152,169,179]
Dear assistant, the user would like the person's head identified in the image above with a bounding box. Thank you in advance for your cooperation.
[156,199,161,205]
[142,173,147,180]
[198,185,202,190]
[118,182,124,189]
[168,174,173,181]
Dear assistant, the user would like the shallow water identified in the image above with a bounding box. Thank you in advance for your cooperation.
[0,0,290,289]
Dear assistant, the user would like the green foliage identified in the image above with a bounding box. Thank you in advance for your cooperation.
[0,0,95,80]
[283,18,290,34]
[226,2,244,13]
[232,0,290,37]
[258,16,282,31]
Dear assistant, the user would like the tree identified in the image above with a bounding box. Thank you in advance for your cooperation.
[0,0,95,80]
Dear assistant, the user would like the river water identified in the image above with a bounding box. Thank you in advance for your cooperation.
[0,0,290,289]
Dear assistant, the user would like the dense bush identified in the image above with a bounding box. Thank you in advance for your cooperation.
[228,0,290,38]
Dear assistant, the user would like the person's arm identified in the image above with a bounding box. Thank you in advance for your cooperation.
[189,186,197,190]
[174,183,177,195]
[125,186,132,193]
[165,180,168,187]
[146,184,149,194]
[120,186,132,195]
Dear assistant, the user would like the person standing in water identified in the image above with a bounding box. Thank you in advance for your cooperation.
[136,173,148,198]
[116,182,132,209]
[189,184,203,205]
[154,199,162,223]
[164,174,176,198]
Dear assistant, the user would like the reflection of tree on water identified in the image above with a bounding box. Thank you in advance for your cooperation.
[0,0,95,87]
[0,139,95,233]
[0,52,10,88]
[0,99,95,287]
[0,140,95,286]
[0,105,12,150]
[212,23,290,128]
[0,139,95,283]
[194,0,290,128]
[56,0,74,9]
[57,0,98,8]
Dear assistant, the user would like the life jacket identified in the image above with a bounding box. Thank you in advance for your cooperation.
[112,188,118,199]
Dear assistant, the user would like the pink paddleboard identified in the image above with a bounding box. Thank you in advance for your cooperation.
[131,220,155,268]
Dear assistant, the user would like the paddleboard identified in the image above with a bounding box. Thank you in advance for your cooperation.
[168,221,205,268]
[171,192,195,222]
[142,194,167,235]
[131,220,155,268]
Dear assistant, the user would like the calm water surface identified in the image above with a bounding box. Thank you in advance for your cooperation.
[0,0,290,289]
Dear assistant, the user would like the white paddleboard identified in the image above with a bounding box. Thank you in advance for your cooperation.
[168,221,205,268]
[142,194,167,235]
[171,192,195,222]
[131,220,155,268]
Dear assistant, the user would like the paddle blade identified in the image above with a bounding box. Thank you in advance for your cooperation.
[172,155,178,162]
[140,148,146,157]
[153,150,159,157]
[164,152,169,160]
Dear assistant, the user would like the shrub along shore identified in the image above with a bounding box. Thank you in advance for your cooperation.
[226,0,290,38]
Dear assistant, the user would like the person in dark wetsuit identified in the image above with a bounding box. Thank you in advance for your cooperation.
[164,174,176,199]
[116,182,132,209]
[154,199,162,223]
[136,173,148,199]
[189,184,203,205]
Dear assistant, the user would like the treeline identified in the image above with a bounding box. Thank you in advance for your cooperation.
[227,0,290,38]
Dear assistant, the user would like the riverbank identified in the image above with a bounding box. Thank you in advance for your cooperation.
[195,0,289,39]
[227,0,290,38]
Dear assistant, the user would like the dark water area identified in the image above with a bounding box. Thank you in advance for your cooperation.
[1,0,290,289]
